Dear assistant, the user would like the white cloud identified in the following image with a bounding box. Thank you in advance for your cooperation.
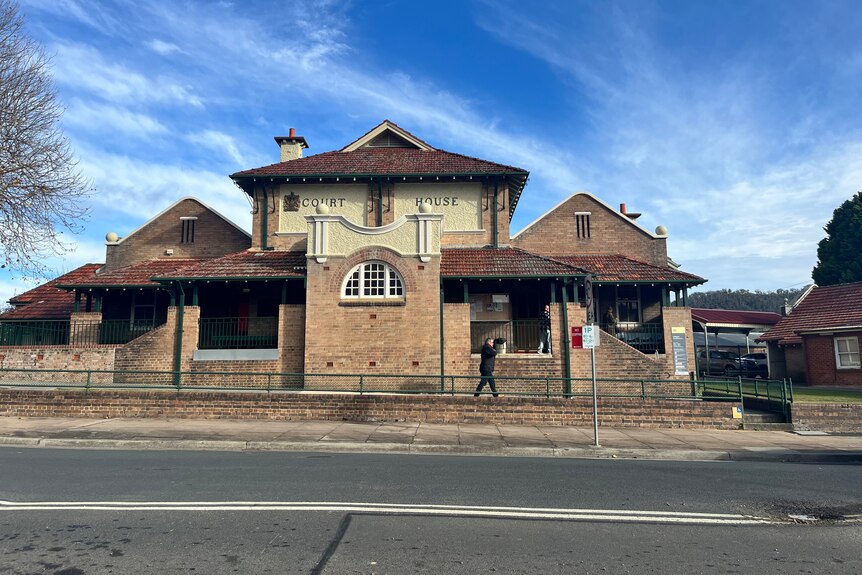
[147,39,182,55]
[63,99,168,136]
[51,43,204,108]
[184,130,248,167]
[76,148,252,233]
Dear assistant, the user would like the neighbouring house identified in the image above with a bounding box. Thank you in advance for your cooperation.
[758,282,862,386]
[0,120,705,390]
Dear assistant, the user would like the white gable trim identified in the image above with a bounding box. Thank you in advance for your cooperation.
[108,197,251,245]
[511,191,661,240]
[341,121,435,152]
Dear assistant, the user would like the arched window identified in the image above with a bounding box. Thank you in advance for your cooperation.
[342,262,404,299]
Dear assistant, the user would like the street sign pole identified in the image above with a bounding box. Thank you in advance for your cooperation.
[590,323,599,447]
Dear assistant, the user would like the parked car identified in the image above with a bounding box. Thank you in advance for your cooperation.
[741,352,769,378]
[698,350,760,377]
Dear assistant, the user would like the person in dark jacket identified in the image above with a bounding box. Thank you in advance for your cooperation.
[537,304,552,354]
[474,338,499,397]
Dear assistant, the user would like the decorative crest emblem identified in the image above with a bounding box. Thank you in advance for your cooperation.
[284,192,300,212]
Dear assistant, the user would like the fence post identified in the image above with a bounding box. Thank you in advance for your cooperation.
[640,379,646,400]
[359,375,364,395]
[450,376,455,396]
[787,378,794,403]
[754,378,759,399]
[85,370,91,393]
[781,377,788,421]
[737,376,743,401]
[267,373,272,394]
[545,377,550,399]
[176,371,181,393]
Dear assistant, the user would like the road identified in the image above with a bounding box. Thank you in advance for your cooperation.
[1,448,860,574]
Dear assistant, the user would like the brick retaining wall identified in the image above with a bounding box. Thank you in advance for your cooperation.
[0,389,741,429]
[791,403,862,433]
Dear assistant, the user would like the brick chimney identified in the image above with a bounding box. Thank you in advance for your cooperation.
[274,128,309,162]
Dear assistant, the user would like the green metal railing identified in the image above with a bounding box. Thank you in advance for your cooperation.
[470,319,546,353]
[699,375,793,420]
[0,319,158,346]
[198,317,278,349]
[0,367,791,407]
[599,322,664,353]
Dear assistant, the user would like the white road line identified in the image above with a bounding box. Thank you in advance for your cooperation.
[0,500,773,525]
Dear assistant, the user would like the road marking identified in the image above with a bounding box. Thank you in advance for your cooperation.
[0,500,772,525]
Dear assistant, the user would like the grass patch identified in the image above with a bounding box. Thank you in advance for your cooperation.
[791,387,862,404]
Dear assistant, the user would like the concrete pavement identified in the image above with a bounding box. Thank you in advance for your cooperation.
[1,416,861,462]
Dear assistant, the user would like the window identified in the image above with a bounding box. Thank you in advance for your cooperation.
[834,336,860,369]
[131,290,156,327]
[616,285,640,323]
[180,217,197,243]
[575,212,591,239]
[342,262,404,299]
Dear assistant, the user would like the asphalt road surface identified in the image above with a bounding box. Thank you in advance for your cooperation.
[1,448,860,574]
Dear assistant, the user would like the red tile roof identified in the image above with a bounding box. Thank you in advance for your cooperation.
[691,308,782,326]
[57,259,201,288]
[153,250,307,280]
[231,147,527,179]
[441,248,584,277]
[1,264,102,320]
[759,281,862,345]
[549,254,704,284]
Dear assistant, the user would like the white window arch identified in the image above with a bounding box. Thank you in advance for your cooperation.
[342,262,404,299]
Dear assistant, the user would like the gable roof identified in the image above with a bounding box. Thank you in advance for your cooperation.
[152,250,307,281]
[550,254,704,284]
[441,247,585,278]
[230,121,529,220]
[1,264,102,320]
[106,196,250,247]
[759,281,862,345]
[691,308,782,327]
[340,120,434,152]
[512,191,663,240]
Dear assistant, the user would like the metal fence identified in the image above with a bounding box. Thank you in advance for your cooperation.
[0,319,159,347]
[0,366,791,406]
[599,322,664,353]
[470,320,544,353]
[198,317,278,349]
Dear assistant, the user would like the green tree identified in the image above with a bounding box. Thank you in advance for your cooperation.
[0,0,90,278]
[812,191,862,286]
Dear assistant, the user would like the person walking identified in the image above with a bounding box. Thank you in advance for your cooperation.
[474,338,499,397]
[537,304,552,354]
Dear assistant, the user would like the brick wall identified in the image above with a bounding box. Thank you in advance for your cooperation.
[0,388,742,429]
[279,305,306,373]
[0,348,116,384]
[511,193,668,266]
[803,333,862,386]
[791,403,862,433]
[304,248,442,378]
[105,198,250,270]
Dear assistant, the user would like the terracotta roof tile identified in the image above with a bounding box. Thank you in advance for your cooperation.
[441,248,584,277]
[58,259,202,288]
[550,254,704,284]
[1,264,102,320]
[154,250,307,280]
[759,281,862,344]
[231,147,527,178]
[691,308,782,326]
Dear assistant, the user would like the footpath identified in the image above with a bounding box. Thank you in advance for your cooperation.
[1,416,861,462]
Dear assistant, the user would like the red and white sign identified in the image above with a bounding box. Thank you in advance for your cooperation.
[571,326,583,349]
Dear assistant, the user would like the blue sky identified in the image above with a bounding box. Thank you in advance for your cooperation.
[3,0,861,304]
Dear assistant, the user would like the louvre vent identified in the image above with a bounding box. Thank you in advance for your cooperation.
[366,132,415,148]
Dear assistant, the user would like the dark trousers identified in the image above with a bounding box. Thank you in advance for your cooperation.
[474,369,498,397]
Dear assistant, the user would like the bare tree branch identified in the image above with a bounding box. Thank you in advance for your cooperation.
[0,0,92,279]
